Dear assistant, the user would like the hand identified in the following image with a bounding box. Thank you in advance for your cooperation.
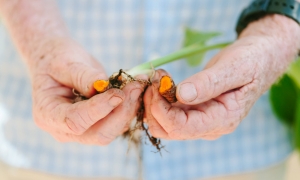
[144,14,300,140]
[0,0,144,145]
[31,38,144,145]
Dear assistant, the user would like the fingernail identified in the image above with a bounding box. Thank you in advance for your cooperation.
[178,82,197,102]
[109,96,123,106]
[130,89,142,101]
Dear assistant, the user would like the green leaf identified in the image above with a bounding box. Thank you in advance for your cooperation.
[269,74,298,126]
[183,27,221,66]
[184,53,205,67]
[183,28,220,47]
[287,57,300,88]
[269,57,300,152]
[294,92,300,151]
[287,57,300,151]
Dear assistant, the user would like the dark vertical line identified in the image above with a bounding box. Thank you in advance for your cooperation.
[136,1,145,180]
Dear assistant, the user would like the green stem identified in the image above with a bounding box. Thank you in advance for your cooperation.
[127,42,231,77]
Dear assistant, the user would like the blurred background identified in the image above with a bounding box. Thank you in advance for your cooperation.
[286,152,300,180]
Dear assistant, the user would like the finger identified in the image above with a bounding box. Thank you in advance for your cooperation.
[67,81,145,145]
[51,78,256,143]
[214,79,260,125]
[32,85,73,132]
[179,82,258,139]
[144,85,169,139]
[64,88,125,135]
[151,79,237,139]
[49,51,107,97]
[176,48,256,105]
[35,86,125,135]
[151,69,171,83]
[150,82,188,136]
[90,81,143,145]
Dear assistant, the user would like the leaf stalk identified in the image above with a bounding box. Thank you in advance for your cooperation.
[126,42,231,77]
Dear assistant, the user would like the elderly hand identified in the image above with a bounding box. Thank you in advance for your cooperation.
[30,38,143,145]
[144,14,300,140]
[0,0,144,145]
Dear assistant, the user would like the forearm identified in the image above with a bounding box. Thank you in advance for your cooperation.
[236,14,300,93]
[0,0,69,65]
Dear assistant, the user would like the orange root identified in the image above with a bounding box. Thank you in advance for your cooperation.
[93,80,110,93]
[159,76,177,103]
[159,76,173,94]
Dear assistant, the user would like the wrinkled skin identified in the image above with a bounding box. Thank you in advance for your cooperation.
[0,0,144,145]
[144,15,300,140]
[1,0,299,145]
[31,38,144,145]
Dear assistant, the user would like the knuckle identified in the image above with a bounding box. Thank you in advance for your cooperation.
[88,99,107,120]
[78,110,95,129]
[231,95,252,121]
[76,70,85,92]
[188,71,216,103]
[69,63,83,86]
[65,117,86,135]
[89,96,100,107]
[202,71,218,99]
[127,81,143,90]
[107,88,121,94]
[156,69,170,77]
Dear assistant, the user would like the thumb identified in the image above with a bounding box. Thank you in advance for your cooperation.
[69,64,108,97]
[39,39,109,98]
[176,58,255,105]
[51,59,108,98]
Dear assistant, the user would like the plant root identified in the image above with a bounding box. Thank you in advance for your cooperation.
[159,75,177,103]
[72,69,172,153]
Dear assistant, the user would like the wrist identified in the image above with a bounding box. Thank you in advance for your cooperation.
[239,14,300,61]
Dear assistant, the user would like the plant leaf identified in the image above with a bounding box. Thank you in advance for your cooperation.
[184,53,205,67]
[269,57,300,152]
[183,27,221,66]
[287,57,300,88]
[287,57,300,151]
[269,74,298,126]
[294,91,300,151]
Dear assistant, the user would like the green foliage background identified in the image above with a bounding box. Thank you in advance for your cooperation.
[270,58,300,151]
